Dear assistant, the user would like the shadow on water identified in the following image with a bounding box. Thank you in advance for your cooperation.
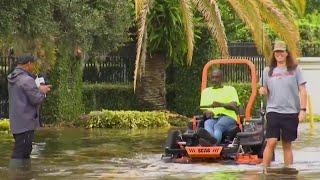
[0,123,320,179]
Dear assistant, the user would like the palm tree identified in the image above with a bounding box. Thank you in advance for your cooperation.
[134,0,305,109]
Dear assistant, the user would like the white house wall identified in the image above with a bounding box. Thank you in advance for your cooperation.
[299,57,320,114]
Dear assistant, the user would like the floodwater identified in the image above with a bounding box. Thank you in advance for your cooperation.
[0,123,320,179]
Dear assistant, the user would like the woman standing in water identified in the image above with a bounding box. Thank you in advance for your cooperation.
[259,40,307,172]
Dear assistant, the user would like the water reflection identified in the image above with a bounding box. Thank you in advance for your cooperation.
[0,123,319,179]
[7,169,34,180]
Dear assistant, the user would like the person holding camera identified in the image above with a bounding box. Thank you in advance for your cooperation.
[7,55,51,169]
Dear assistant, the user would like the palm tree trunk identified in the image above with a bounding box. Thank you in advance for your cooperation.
[136,53,166,109]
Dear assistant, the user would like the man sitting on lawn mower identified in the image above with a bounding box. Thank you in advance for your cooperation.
[198,69,240,146]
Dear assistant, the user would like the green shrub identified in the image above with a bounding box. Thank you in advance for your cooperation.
[77,110,189,129]
[0,119,10,132]
[230,83,264,117]
[82,83,140,113]
[306,114,320,122]
[42,48,84,123]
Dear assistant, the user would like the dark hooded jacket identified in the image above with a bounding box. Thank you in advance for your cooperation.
[7,67,45,134]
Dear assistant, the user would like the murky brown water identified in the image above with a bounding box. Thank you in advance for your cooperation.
[0,123,320,179]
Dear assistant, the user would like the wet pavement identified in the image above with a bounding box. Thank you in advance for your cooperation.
[0,122,319,179]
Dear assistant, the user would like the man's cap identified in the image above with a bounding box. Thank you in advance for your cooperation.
[273,40,287,51]
[17,55,38,64]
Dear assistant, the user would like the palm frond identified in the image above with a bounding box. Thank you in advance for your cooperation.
[192,0,229,57]
[228,0,272,59]
[274,0,297,24]
[256,0,300,58]
[287,0,306,17]
[134,0,153,92]
[180,0,194,65]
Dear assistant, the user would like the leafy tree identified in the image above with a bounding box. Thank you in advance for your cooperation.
[45,0,132,122]
[217,1,251,42]
[0,0,132,122]
[306,0,320,14]
[0,0,57,70]
[299,11,320,56]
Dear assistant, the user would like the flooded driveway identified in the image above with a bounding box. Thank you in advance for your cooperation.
[0,122,320,179]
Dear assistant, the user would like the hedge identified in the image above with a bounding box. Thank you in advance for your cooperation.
[307,114,320,122]
[82,83,140,113]
[230,83,264,117]
[0,119,10,132]
[76,110,189,129]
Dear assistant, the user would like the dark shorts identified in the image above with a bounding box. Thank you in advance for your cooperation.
[11,130,34,159]
[266,112,299,142]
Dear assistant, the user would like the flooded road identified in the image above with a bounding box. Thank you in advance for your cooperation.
[0,122,320,179]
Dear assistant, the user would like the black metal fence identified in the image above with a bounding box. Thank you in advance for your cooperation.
[220,42,267,82]
[82,43,266,84]
[0,56,15,118]
[220,56,266,83]
[83,56,134,84]
[229,42,261,57]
